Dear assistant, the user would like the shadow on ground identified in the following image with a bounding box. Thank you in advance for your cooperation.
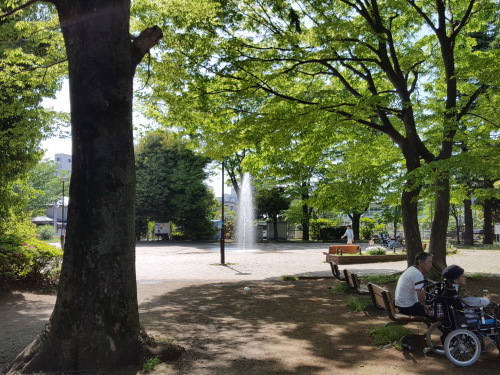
[137,277,500,375]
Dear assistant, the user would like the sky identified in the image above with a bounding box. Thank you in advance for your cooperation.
[41,80,72,158]
[41,81,225,196]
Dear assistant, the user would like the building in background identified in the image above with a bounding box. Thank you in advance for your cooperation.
[32,153,72,235]
[55,153,72,176]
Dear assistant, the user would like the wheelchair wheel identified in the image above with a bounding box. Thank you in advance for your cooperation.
[426,321,445,355]
[444,329,481,366]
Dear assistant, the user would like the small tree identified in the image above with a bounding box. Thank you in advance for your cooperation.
[255,187,291,241]
[360,217,377,240]
[135,132,215,240]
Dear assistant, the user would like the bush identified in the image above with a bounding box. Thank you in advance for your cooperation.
[309,220,346,241]
[366,246,387,255]
[310,219,339,240]
[360,217,377,239]
[37,225,55,240]
[0,233,63,286]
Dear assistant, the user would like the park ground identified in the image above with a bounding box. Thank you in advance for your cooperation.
[1,242,499,374]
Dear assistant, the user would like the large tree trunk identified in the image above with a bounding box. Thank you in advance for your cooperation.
[399,136,424,267]
[301,187,310,241]
[349,213,362,241]
[272,215,279,241]
[401,186,423,267]
[483,199,493,244]
[428,177,450,272]
[7,1,176,373]
[483,180,494,245]
[301,202,310,241]
[463,198,474,246]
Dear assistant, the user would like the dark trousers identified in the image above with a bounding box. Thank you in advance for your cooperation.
[397,302,427,317]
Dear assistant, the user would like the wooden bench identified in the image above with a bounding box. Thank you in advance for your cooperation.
[323,245,361,261]
[343,269,369,295]
[329,261,345,281]
[364,283,432,327]
[327,245,361,254]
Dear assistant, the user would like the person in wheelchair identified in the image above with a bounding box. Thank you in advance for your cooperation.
[441,265,499,319]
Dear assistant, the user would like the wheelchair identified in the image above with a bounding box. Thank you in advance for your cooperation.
[423,280,500,366]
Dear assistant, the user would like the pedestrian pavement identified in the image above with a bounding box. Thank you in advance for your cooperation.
[135,241,500,284]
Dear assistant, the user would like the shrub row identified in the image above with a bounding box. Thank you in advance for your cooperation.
[0,233,63,286]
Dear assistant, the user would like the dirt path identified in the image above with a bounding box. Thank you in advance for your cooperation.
[1,246,500,374]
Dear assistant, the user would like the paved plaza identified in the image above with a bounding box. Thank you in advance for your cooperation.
[135,241,500,284]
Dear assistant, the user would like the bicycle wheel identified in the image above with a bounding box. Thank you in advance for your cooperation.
[444,329,481,366]
[426,321,445,355]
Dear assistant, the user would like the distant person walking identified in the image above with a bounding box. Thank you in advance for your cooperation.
[341,225,354,245]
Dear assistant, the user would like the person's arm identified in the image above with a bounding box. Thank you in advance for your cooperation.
[461,295,490,307]
[413,271,426,304]
[416,289,426,304]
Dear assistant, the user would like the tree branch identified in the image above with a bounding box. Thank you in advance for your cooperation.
[407,0,438,34]
[0,0,41,20]
[457,84,488,122]
[450,0,477,39]
[131,26,163,68]
[466,112,500,129]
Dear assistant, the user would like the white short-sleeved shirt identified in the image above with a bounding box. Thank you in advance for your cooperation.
[395,266,424,308]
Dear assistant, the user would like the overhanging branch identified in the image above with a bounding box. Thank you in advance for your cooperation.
[131,26,163,68]
[0,0,40,20]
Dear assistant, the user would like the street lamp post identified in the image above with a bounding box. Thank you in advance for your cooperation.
[61,177,68,249]
[220,159,225,265]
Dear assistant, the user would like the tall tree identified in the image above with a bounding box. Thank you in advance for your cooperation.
[135,132,215,240]
[0,1,64,236]
[2,1,181,373]
[139,0,500,269]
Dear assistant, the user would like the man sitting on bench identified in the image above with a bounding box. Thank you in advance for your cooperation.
[395,252,433,317]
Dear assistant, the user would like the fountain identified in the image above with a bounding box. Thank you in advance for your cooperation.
[236,172,256,250]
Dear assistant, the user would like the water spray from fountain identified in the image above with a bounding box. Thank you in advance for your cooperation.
[236,173,256,250]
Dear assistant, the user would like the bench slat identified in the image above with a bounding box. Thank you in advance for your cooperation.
[343,269,369,295]
[329,261,345,281]
[366,282,432,327]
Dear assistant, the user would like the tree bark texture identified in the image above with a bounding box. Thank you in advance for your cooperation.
[428,177,450,272]
[401,187,423,267]
[482,179,494,245]
[350,213,361,242]
[463,198,474,246]
[483,198,493,244]
[301,190,310,241]
[8,0,164,373]
[398,137,424,267]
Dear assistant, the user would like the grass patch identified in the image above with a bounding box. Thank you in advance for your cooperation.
[367,325,416,346]
[359,273,400,284]
[346,296,372,311]
[160,337,175,344]
[281,275,299,281]
[464,273,491,279]
[143,357,162,373]
[330,282,348,293]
